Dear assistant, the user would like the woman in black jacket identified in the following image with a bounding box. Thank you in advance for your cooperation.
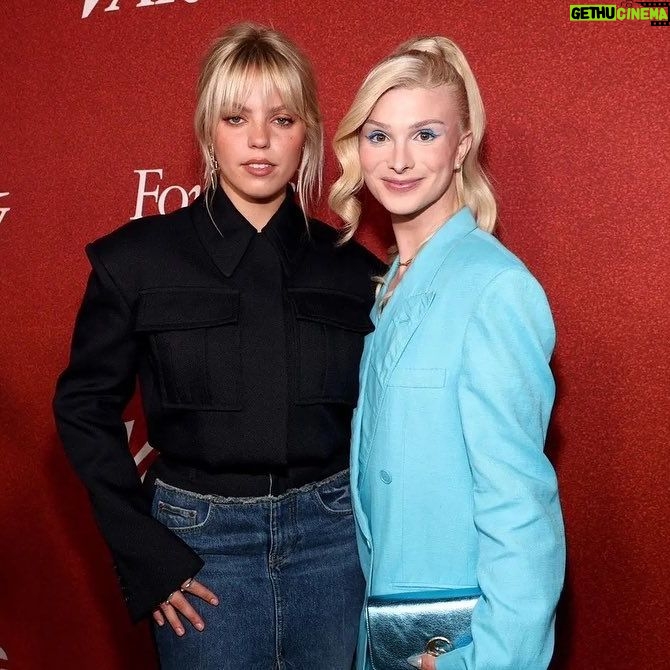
[54,22,383,670]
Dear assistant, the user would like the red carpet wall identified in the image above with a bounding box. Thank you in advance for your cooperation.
[1,1,668,668]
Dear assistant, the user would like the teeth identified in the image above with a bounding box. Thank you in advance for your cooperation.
[248,163,271,168]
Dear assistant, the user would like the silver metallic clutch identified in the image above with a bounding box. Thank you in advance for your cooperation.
[366,588,481,669]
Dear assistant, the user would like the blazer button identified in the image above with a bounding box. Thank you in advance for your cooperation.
[379,469,392,484]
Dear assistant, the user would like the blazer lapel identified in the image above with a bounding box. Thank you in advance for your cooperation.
[371,290,435,385]
[356,208,479,485]
[369,207,478,380]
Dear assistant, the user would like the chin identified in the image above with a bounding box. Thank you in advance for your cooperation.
[369,187,421,214]
[377,198,425,219]
[387,208,423,219]
[243,182,286,201]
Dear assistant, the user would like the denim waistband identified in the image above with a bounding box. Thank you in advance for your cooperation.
[152,467,350,504]
[146,454,349,498]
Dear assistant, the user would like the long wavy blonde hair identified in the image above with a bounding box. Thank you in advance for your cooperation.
[194,22,323,216]
[329,36,496,242]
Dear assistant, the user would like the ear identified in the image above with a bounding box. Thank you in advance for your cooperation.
[456,131,473,168]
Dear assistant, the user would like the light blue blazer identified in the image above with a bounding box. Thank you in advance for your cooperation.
[351,208,565,670]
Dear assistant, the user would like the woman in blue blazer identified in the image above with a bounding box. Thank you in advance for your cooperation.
[329,36,566,669]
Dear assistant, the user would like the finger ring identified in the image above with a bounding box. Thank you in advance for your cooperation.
[180,578,194,591]
[163,591,176,606]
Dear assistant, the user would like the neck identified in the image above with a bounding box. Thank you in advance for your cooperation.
[391,193,461,265]
[221,181,286,231]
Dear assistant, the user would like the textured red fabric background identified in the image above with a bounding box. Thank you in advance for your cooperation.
[1,1,668,668]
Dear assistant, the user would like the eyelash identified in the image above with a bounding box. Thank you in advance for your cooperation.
[415,129,438,141]
[274,116,295,127]
[365,129,440,144]
[223,115,295,127]
[366,131,388,143]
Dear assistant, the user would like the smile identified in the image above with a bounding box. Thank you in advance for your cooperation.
[381,178,423,192]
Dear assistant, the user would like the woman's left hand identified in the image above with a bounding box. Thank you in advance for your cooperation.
[407,652,437,669]
[152,577,219,635]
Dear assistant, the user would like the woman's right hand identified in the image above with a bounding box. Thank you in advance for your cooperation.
[152,577,219,636]
[407,652,438,669]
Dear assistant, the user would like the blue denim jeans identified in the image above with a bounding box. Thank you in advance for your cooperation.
[150,469,365,669]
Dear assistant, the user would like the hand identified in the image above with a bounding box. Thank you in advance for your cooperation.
[407,652,437,669]
[152,577,219,636]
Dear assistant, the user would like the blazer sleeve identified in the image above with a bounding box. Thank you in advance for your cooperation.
[53,245,204,622]
[438,268,566,670]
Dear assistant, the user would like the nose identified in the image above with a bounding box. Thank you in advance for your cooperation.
[248,120,270,149]
[389,140,413,173]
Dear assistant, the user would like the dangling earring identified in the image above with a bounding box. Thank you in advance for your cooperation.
[454,163,464,208]
[207,144,219,189]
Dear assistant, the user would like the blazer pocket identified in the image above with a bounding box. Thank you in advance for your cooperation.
[289,288,374,405]
[135,287,241,410]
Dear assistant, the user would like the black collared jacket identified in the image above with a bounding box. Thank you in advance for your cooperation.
[53,187,385,621]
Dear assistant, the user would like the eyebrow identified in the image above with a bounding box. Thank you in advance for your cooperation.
[235,104,290,115]
[364,118,446,130]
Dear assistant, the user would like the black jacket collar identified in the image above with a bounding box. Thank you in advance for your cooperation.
[192,185,309,278]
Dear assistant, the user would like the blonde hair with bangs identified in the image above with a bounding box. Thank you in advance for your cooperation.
[195,23,323,216]
[329,36,496,241]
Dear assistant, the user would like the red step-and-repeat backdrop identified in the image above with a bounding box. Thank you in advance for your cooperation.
[1,1,668,668]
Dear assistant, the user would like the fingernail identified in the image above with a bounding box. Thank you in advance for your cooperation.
[157,619,164,627]
[210,597,219,605]
[195,622,204,631]
[176,627,185,636]
[407,654,423,668]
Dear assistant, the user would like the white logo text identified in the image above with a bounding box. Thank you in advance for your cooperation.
[82,0,199,20]
[0,192,10,225]
[132,169,200,219]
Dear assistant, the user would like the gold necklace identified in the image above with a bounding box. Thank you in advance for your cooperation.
[398,255,415,268]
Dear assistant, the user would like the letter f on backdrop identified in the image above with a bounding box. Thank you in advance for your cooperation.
[81,0,120,19]
[0,193,9,225]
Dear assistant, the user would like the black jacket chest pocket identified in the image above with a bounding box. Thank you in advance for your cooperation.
[289,288,374,406]
[134,288,241,410]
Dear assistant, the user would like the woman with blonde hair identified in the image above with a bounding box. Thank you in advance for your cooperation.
[54,22,383,669]
[330,36,565,669]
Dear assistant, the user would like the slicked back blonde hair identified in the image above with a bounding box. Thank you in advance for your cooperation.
[195,22,323,216]
[330,36,496,241]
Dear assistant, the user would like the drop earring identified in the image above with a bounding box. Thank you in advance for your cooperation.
[207,144,219,189]
[208,144,219,171]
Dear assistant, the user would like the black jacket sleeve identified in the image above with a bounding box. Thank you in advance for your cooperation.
[53,245,204,622]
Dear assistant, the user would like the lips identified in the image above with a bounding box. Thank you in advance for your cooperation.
[242,159,276,177]
[381,178,423,192]
[243,159,276,167]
